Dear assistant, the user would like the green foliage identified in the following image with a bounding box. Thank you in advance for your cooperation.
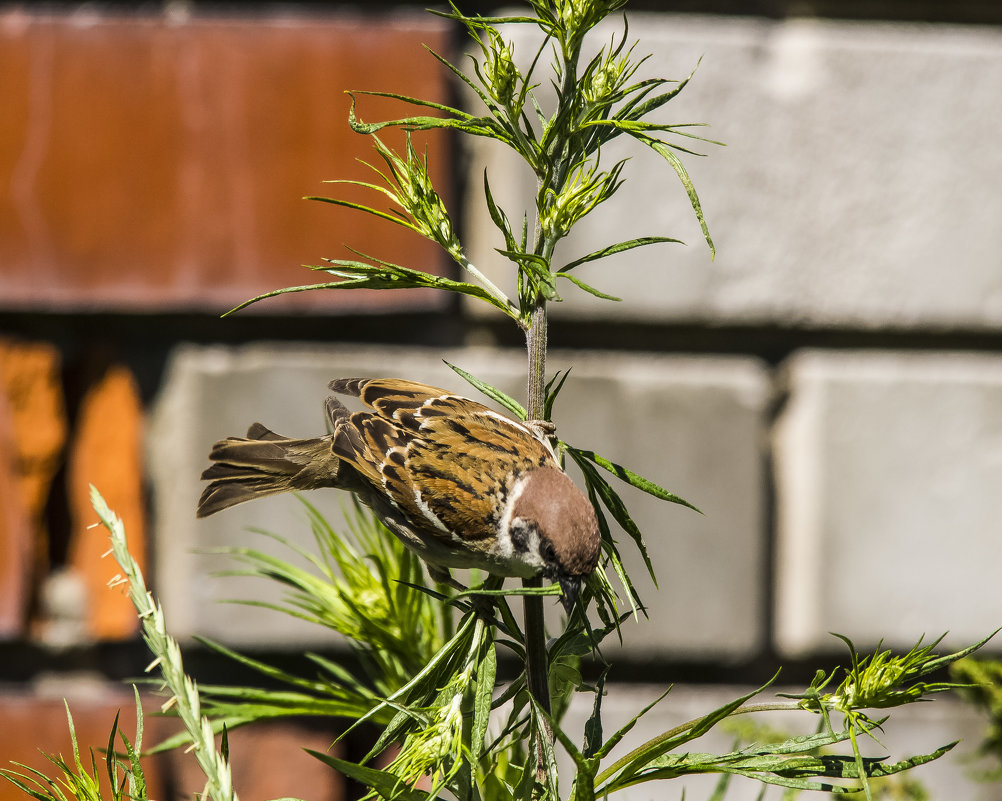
[218,498,447,691]
[73,491,993,801]
[950,656,1002,780]
[230,0,715,327]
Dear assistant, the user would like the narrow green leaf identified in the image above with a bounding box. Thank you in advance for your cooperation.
[569,450,658,586]
[306,752,428,801]
[543,368,572,421]
[583,670,608,760]
[453,584,562,599]
[105,710,119,796]
[527,699,561,801]
[570,447,702,513]
[223,260,516,320]
[348,88,475,123]
[617,59,699,120]
[864,741,957,778]
[483,170,519,252]
[594,686,672,761]
[558,236,684,273]
[303,196,418,231]
[0,766,60,801]
[120,733,145,801]
[346,90,502,140]
[192,636,347,695]
[471,641,497,767]
[584,478,644,619]
[598,678,777,788]
[427,8,541,26]
[444,361,527,419]
[918,627,1001,675]
[556,272,622,301]
[641,135,715,257]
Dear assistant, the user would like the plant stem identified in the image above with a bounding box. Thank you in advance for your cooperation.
[523,295,552,791]
[522,575,550,715]
[526,300,549,422]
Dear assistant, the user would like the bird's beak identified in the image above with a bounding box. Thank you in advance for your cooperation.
[559,576,582,614]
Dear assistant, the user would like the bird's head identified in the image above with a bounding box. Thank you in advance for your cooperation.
[507,467,601,613]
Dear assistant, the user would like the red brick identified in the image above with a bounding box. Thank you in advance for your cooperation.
[0,11,453,313]
[65,364,146,641]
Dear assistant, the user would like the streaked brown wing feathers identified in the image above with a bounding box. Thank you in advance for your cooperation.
[329,378,452,415]
[325,377,557,541]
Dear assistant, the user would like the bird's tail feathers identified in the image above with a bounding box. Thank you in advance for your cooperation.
[197,424,337,518]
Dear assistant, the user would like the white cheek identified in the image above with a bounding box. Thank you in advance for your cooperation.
[498,473,528,535]
[496,474,547,571]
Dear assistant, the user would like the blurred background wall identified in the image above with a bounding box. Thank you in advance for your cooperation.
[1,2,1000,798]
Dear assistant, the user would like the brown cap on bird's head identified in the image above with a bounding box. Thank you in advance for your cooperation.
[511,467,601,612]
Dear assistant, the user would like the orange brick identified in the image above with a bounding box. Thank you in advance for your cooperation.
[0,387,31,637]
[66,364,146,640]
[0,11,453,314]
[0,339,67,636]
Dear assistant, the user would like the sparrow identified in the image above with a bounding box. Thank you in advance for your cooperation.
[197,378,601,611]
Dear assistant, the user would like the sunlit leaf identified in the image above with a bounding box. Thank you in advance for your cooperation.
[570,447,701,513]
[444,361,528,419]
[558,236,684,273]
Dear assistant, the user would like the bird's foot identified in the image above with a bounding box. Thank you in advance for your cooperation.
[526,419,556,440]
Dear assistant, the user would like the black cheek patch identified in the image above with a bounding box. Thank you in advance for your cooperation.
[510,522,529,553]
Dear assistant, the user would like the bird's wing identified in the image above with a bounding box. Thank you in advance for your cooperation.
[328,378,557,541]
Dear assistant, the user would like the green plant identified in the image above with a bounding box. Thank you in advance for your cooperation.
[0,690,148,801]
[81,491,989,801]
[7,2,997,801]
[950,656,1002,782]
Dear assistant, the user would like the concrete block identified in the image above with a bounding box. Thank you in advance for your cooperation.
[147,344,768,659]
[464,15,1002,328]
[558,683,995,799]
[775,351,1002,656]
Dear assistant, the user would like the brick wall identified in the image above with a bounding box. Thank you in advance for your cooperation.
[2,6,1001,800]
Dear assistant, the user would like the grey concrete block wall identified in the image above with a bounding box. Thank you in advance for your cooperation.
[774,350,1002,656]
[147,343,769,658]
[464,15,1002,328]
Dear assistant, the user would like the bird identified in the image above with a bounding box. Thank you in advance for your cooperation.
[197,377,601,612]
